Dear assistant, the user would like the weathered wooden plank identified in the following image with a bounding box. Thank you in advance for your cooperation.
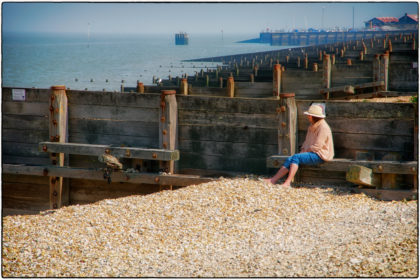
[346,165,381,187]
[69,104,158,122]
[179,139,277,158]
[2,164,214,186]
[354,188,418,201]
[2,129,49,143]
[69,118,158,135]
[68,133,159,149]
[2,114,48,130]
[2,101,49,116]
[179,152,269,174]
[67,90,161,108]
[3,142,47,157]
[319,85,355,95]
[332,133,413,153]
[267,155,417,174]
[178,125,277,145]
[2,155,51,165]
[39,142,180,161]
[179,110,277,128]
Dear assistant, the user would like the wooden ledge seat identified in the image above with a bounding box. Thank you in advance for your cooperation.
[267,155,417,175]
[39,142,179,161]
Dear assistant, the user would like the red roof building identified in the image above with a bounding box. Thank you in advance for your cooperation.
[399,13,419,24]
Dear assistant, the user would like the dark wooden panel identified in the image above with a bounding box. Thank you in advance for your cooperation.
[2,101,49,116]
[68,119,158,138]
[179,139,277,158]
[68,104,158,122]
[2,114,48,131]
[2,128,49,144]
[2,182,49,210]
[67,90,161,108]
[179,152,269,174]
[3,142,47,157]
[177,95,278,114]
[2,88,50,103]
[178,125,277,145]
[179,110,277,128]
[2,155,51,165]
[68,132,158,148]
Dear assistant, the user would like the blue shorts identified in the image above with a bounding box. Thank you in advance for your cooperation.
[283,152,324,169]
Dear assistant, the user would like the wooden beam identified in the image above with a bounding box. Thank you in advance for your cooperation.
[320,85,355,96]
[2,164,214,187]
[346,164,381,187]
[39,142,179,161]
[353,187,418,201]
[267,155,417,174]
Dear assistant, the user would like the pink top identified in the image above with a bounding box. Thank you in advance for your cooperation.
[301,119,334,161]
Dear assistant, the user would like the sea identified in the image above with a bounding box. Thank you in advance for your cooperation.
[2,32,288,91]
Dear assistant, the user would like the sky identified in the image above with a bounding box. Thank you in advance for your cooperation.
[2,1,419,35]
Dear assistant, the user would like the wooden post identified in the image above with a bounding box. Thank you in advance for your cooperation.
[253,65,258,77]
[278,93,297,157]
[323,54,331,89]
[249,73,254,83]
[373,54,381,82]
[273,64,281,98]
[347,58,352,66]
[380,52,389,91]
[180,78,188,95]
[304,54,308,69]
[359,51,364,61]
[297,56,301,68]
[312,63,318,72]
[227,76,235,98]
[159,90,177,177]
[219,77,223,88]
[331,54,335,65]
[205,75,209,87]
[388,39,392,52]
[137,82,144,93]
[49,85,68,209]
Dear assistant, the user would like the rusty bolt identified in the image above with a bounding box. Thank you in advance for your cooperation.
[154,177,160,183]
[281,106,286,112]
[53,191,58,196]
[50,136,55,141]
[51,95,55,101]
[282,148,288,155]
[55,108,59,113]
[162,129,167,135]
[160,116,165,123]
[51,177,56,184]
[49,106,54,112]
[281,122,287,127]
[42,145,48,152]
[152,153,157,159]
[55,135,60,141]
[411,167,416,172]
[53,203,58,209]
[276,107,281,113]
[125,149,131,157]
[274,160,279,167]
[377,165,383,171]
[52,120,57,126]
[163,143,167,149]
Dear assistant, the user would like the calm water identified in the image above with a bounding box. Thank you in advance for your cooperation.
[2,32,286,91]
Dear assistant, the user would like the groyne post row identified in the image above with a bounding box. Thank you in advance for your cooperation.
[127,32,416,100]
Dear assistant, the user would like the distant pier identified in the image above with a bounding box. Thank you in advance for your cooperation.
[240,30,418,46]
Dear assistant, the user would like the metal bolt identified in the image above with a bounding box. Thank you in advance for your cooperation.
[280,106,286,112]
[281,122,287,127]
[161,116,165,123]
[154,177,160,183]
[53,203,58,209]
[282,148,288,155]
[125,149,131,157]
[378,165,383,171]
[53,191,58,196]
[152,153,157,159]
[42,145,48,152]
[52,120,57,126]
[163,143,167,149]
[162,129,167,135]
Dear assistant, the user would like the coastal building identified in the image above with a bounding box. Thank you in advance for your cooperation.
[175,32,189,45]
[365,17,398,29]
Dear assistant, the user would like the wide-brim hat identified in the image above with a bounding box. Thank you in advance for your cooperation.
[304,104,326,118]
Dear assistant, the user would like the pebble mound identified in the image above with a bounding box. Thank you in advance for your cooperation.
[2,178,418,277]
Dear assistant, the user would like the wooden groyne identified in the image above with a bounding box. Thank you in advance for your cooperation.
[137,32,417,100]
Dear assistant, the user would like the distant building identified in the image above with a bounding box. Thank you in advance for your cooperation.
[399,13,419,24]
[175,33,189,45]
[365,17,399,29]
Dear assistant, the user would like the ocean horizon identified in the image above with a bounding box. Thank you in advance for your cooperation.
[2,31,289,91]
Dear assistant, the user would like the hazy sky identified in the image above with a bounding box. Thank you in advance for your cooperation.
[2,1,418,35]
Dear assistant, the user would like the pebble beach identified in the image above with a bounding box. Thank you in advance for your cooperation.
[2,178,418,277]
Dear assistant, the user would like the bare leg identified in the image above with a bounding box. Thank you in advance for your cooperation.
[264,166,289,184]
[280,163,299,187]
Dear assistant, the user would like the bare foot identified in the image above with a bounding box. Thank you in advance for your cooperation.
[278,183,291,188]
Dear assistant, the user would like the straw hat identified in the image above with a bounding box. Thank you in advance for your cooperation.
[304,104,325,118]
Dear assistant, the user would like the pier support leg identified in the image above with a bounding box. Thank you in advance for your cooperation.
[137,82,144,93]
[323,54,331,89]
[273,64,281,98]
[49,85,68,209]
[180,78,188,95]
[373,54,381,82]
[227,77,235,98]
[380,52,389,91]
